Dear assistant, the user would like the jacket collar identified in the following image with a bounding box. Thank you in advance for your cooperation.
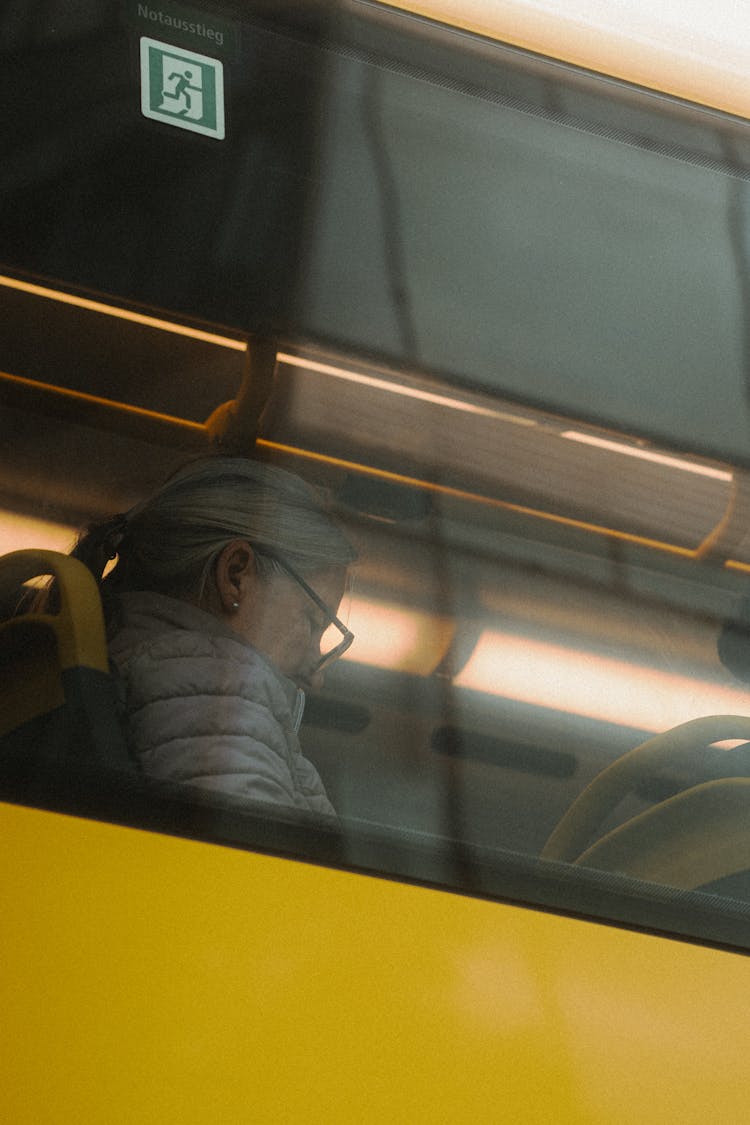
[113,591,306,728]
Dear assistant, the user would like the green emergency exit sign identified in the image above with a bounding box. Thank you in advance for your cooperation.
[140,36,225,139]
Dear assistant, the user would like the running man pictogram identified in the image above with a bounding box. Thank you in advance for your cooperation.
[162,69,201,116]
[140,38,225,140]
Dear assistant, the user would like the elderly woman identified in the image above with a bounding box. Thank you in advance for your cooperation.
[70,457,356,816]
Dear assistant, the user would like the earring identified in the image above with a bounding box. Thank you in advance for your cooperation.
[230,601,240,610]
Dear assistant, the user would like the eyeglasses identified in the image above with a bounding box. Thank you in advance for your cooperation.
[259,550,355,673]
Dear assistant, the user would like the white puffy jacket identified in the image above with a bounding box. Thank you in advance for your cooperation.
[108,591,335,817]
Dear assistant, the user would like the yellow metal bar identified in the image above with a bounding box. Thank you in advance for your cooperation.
[694,475,738,559]
[0,370,207,448]
[259,439,700,559]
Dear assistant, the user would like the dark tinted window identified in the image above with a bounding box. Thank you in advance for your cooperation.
[3,1,750,954]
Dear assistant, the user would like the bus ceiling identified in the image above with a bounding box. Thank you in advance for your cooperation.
[1,273,750,576]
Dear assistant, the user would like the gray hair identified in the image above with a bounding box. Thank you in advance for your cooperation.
[74,457,355,607]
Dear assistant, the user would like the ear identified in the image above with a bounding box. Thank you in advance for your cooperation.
[214,540,258,612]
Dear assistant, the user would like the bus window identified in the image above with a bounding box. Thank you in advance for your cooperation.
[2,0,750,955]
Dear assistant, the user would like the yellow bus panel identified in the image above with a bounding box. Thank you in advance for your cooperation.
[2,800,747,1124]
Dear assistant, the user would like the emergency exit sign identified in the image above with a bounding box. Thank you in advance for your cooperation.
[140,36,225,140]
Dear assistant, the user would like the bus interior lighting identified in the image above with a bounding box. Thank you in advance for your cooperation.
[560,430,734,482]
[454,629,750,732]
[331,596,455,674]
[0,514,76,558]
[276,352,539,428]
[0,273,248,352]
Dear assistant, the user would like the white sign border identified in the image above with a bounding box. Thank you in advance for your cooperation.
[140,36,225,140]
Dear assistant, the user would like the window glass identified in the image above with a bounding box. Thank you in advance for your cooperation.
[2,0,750,953]
[298,10,750,464]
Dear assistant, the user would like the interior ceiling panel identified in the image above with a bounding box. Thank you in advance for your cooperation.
[0,280,245,421]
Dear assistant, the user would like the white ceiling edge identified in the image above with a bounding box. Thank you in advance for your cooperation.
[380,0,750,120]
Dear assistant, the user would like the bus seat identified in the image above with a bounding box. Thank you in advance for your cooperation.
[542,716,750,887]
[573,778,750,889]
[0,549,135,797]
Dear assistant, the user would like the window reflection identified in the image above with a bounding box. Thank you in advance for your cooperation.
[455,630,750,732]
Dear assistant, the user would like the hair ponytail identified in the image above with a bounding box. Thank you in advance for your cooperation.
[26,513,130,621]
[71,514,129,584]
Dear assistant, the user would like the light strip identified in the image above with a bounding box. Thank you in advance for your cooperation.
[455,629,750,732]
[561,430,733,482]
[0,274,247,351]
[277,352,537,427]
[328,595,455,674]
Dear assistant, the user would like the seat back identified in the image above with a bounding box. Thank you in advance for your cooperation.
[0,549,135,796]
